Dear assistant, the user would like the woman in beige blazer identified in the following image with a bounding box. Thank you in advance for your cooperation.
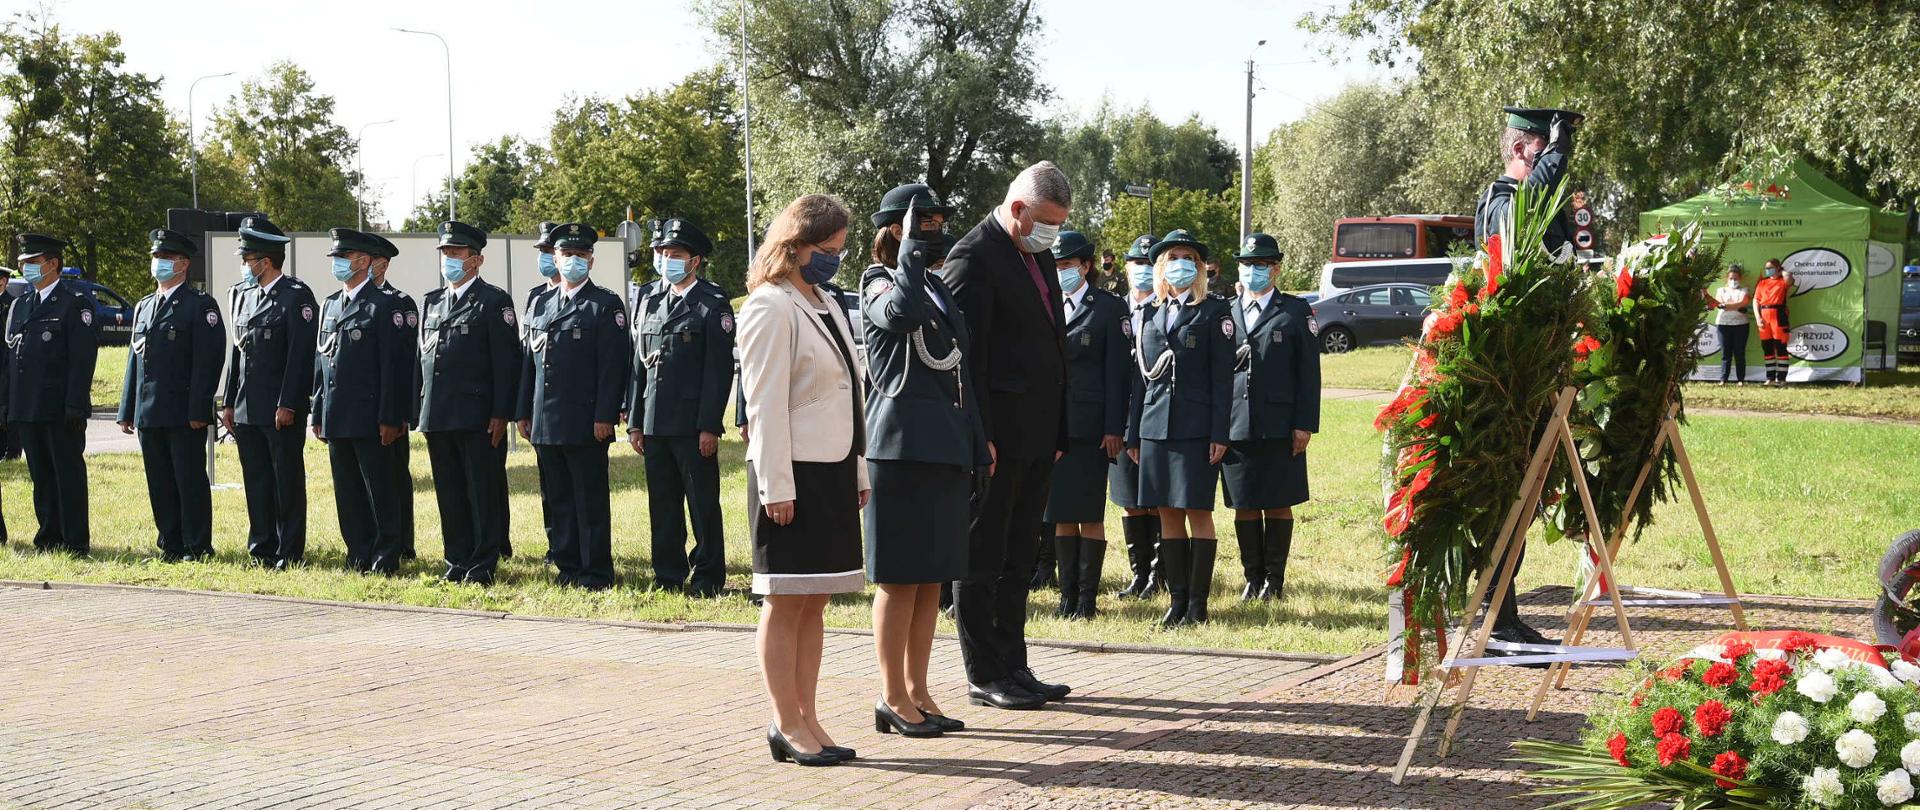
[738,194,869,767]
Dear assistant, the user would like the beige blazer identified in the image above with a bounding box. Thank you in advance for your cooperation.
[738,278,868,504]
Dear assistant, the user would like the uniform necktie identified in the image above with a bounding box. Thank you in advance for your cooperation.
[1247,301,1260,322]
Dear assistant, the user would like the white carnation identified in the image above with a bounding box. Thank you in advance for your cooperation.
[1894,659,1920,684]
[1775,711,1813,745]
[1879,769,1914,806]
[1806,766,1845,806]
[1839,729,1880,768]
[1801,670,1840,703]
[1816,648,1855,671]
[1870,667,1902,689]
[1907,712,1920,736]
[1853,691,1890,724]
[1903,741,1920,773]
[1756,648,1788,661]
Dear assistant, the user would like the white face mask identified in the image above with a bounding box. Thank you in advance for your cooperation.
[1019,214,1060,253]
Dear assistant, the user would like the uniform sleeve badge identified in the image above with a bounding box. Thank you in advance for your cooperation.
[864,278,894,299]
[1221,317,1235,338]
[503,308,516,326]
[80,309,92,326]
[615,311,627,328]
[1121,319,1133,337]
[206,311,220,327]
[1307,317,1319,335]
[392,311,405,327]
[301,305,315,322]
[720,313,735,333]
[405,311,418,328]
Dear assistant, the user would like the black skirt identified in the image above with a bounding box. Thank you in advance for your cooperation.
[864,459,970,584]
[1108,441,1145,508]
[1138,437,1219,511]
[1221,438,1309,510]
[1044,437,1110,523]
[749,454,865,595]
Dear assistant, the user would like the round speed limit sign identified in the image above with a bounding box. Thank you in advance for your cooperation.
[1573,208,1593,227]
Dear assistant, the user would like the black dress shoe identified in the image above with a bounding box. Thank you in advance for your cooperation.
[919,708,965,732]
[967,680,1045,710]
[160,550,185,563]
[766,723,841,766]
[272,558,295,571]
[346,556,371,573]
[466,570,496,587]
[874,701,943,738]
[1010,668,1071,702]
[823,745,857,762]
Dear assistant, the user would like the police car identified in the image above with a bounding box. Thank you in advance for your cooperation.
[5,268,137,345]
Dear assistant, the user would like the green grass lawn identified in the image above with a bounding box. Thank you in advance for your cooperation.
[1321,346,1920,421]
[0,396,1910,657]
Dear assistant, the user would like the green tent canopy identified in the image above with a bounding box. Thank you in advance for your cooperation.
[1641,158,1906,383]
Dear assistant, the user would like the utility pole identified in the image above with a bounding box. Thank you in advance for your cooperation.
[395,28,456,220]
[355,119,394,231]
[1241,39,1266,245]
[187,71,234,209]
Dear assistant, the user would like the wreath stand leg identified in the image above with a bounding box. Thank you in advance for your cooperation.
[1390,387,1638,784]
[1523,403,1746,720]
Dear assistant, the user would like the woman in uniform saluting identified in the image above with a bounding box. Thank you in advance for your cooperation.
[1041,231,1129,619]
[1126,229,1234,628]
[861,184,985,738]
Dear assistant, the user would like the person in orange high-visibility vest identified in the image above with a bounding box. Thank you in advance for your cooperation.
[1752,258,1794,386]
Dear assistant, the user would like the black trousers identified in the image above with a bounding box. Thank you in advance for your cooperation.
[139,426,212,556]
[16,420,87,553]
[328,436,406,570]
[390,434,416,556]
[426,430,509,579]
[536,443,615,588]
[233,422,307,563]
[1716,323,1749,381]
[644,434,725,590]
[955,453,1053,685]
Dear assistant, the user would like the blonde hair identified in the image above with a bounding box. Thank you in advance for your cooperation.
[1152,245,1203,303]
[748,194,851,291]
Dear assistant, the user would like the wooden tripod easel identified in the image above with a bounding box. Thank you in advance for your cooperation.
[1522,400,1747,720]
[1390,386,1639,784]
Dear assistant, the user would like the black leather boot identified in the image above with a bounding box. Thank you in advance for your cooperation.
[1052,535,1081,618]
[1234,518,1264,601]
[1117,515,1155,598]
[1031,524,1057,590]
[1186,538,1217,625]
[1158,540,1190,628]
[1074,538,1106,619]
[1258,517,1293,600]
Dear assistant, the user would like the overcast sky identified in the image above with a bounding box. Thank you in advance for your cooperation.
[41,0,1397,227]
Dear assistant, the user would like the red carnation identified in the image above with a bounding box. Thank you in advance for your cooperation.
[1607,732,1630,767]
[1615,265,1635,301]
[1448,282,1470,311]
[1660,660,1693,682]
[1631,692,1645,707]
[1722,640,1755,661]
[1701,662,1738,688]
[1655,732,1691,767]
[1573,335,1602,359]
[1749,659,1792,695]
[1711,750,1748,788]
[1428,310,1464,340]
[1693,700,1732,737]
[1781,632,1818,652]
[1650,706,1685,736]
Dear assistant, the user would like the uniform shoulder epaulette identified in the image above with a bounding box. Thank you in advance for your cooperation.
[422,287,446,302]
[288,280,304,290]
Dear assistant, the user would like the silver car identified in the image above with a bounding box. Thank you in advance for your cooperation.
[1309,283,1433,354]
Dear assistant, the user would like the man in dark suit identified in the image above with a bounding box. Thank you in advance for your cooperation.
[419,221,520,585]
[943,161,1075,710]
[222,217,317,568]
[3,233,97,555]
[118,228,226,561]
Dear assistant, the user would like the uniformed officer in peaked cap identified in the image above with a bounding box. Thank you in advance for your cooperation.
[313,228,414,574]
[1112,232,1163,600]
[626,217,734,596]
[517,222,630,590]
[222,216,317,568]
[366,231,421,559]
[419,221,520,585]
[118,228,226,561]
[511,219,569,563]
[1221,233,1318,602]
[2,232,96,554]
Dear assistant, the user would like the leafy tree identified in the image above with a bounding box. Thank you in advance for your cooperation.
[1041,101,1241,246]
[198,62,360,231]
[402,136,543,234]
[1099,185,1240,273]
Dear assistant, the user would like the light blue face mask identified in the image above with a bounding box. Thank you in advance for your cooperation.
[658,255,690,285]
[1163,258,1198,291]
[1057,266,1084,294]
[330,255,356,282]
[559,254,591,283]
[150,257,177,283]
[1128,261,1154,292]
[441,255,467,283]
[537,251,558,279]
[20,261,44,284]
[1240,262,1272,292]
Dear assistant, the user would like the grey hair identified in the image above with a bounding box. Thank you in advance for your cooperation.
[1007,160,1072,208]
[1498,127,1541,162]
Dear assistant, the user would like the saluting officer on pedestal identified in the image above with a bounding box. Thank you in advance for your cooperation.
[420,221,520,585]
[627,218,735,597]
[222,217,317,568]
[518,223,630,590]
[118,229,226,562]
[1221,233,1319,602]
[371,244,421,560]
[3,233,97,555]
[313,229,414,574]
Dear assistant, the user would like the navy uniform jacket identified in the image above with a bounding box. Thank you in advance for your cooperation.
[1229,293,1321,441]
[1126,293,1234,445]
[517,281,630,446]
[861,261,990,467]
[0,282,98,423]
[1063,287,1129,440]
[628,277,734,437]
[118,286,225,428]
[1475,140,1572,252]
[311,285,413,439]
[381,282,422,427]
[418,280,520,433]
[225,277,319,424]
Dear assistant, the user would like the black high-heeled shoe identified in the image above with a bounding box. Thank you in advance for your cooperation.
[766,723,842,766]
[874,701,944,738]
[822,745,857,761]
[918,706,965,732]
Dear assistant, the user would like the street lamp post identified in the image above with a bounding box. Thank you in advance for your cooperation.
[187,71,235,209]
[412,153,444,227]
[1242,39,1267,246]
[355,119,394,231]
[395,27,456,221]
